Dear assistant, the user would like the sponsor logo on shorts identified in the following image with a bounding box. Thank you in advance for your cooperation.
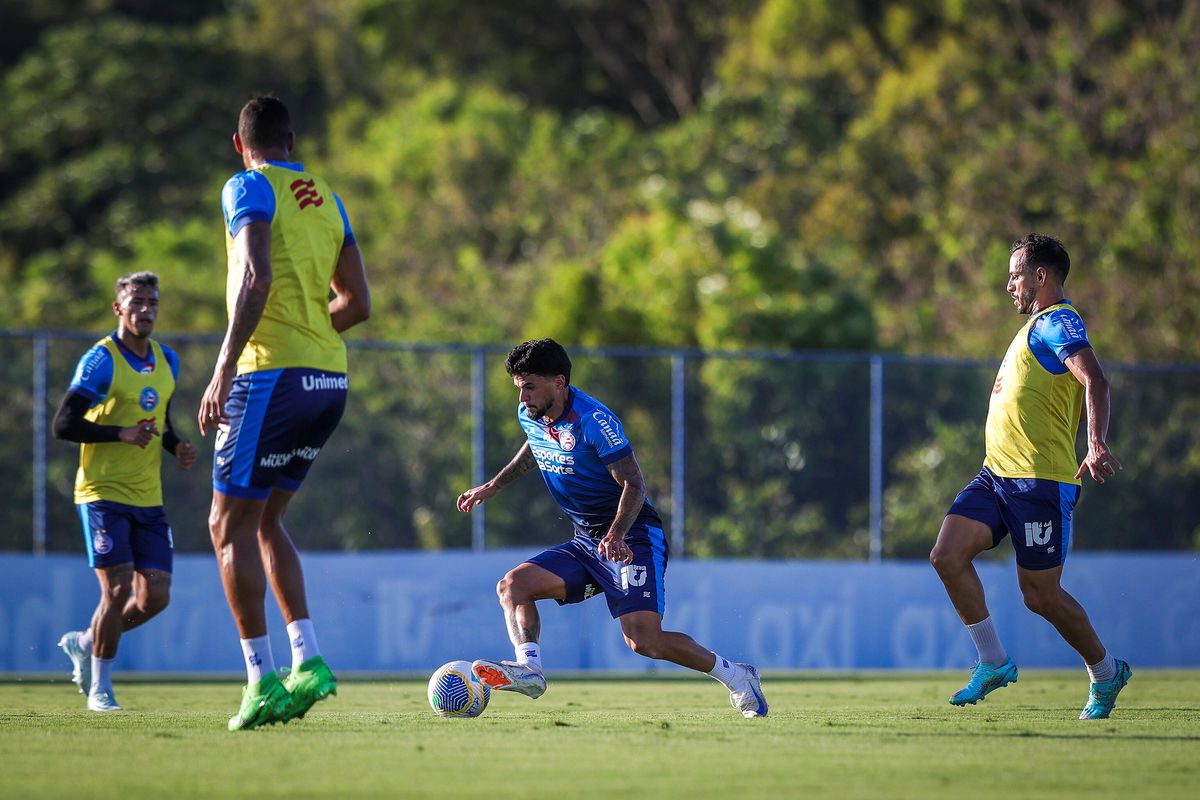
[167,526,174,549]
[92,531,113,555]
[139,387,159,411]
[621,564,647,590]
[583,584,598,600]
[1024,520,1053,547]
[302,373,349,391]
[259,446,321,469]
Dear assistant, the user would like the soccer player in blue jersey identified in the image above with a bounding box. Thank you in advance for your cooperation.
[930,234,1131,719]
[457,339,767,717]
[53,272,197,711]
[197,96,370,730]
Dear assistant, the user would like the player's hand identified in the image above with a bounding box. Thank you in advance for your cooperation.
[1076,442,1123,484]
[175,439,197,470]
[598,533,633,564]
[118,422,159,448]
[457,483,499,512]
[198,368,234,436]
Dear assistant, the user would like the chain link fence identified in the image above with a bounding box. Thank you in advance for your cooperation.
[4,330,1198,558]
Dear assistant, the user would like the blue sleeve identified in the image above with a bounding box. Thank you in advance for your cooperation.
[334,193,356,247]
[583,408,634,465]
[68,346,113,404]
[162,345,181,381]
[222,171,276,238]
[1036,309,1090,362]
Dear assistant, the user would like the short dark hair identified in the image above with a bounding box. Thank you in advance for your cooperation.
[1011,233,1070,282]
[238,94,292,152]
[505,339,572,384]
[115,271,159,299]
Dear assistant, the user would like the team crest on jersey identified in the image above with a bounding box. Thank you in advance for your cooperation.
[557,428,576,451]
[92,530,113,556]
[139,387,159,411]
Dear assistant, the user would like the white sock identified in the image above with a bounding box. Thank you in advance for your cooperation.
[91,656,114,694]
[78,629,94,653]
[1087,652,1117,683]
[286,619,320,670]
[708,653,740,688]
[966,616,1008,664]
[515,642,542,673]
[240,635,275,684]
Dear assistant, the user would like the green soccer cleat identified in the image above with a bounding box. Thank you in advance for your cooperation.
[1080,659,1132,720]
[281,656,338,722]
[949,658,1019,706]
[228,671,291,731]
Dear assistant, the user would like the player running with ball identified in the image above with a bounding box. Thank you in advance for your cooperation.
[457,338,767,718]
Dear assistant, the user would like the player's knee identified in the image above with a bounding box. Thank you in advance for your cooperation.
[929,544,961,576]
[496,572,519,604]
[623,631,663,660]
[143,584,171,616]
[1020,586,1058,617]
[105,579,133,606]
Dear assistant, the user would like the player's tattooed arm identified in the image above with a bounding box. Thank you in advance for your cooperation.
[199,221,272,435]
[598,453,645,563]
[456,443,536,512]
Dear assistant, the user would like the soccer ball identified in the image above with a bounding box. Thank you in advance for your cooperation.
[427,660,491,718]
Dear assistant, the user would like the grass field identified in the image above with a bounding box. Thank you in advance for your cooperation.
[2,672,1197,799]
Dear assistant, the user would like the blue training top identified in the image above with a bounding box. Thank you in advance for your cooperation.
[1027,302,1090,374]
[517,387,662,537]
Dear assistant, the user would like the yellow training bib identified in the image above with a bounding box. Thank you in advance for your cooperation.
[983,303,1085,484]
[74,337,175,506]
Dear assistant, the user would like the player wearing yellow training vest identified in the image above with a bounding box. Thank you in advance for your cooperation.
[52,272,197,713]
[930,234,1131,720]
[197,95,371,731]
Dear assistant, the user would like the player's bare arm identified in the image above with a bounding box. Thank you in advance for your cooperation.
[1065,346,1122,483]
[329,243,371,333]
[598,452,645,564]
[198,220,273,435]
[457,442,537,512]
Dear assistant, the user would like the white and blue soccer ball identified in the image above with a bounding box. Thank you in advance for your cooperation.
[427,660,491,718]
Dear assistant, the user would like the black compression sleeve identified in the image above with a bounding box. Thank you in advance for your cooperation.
[161,399,180,455]
[52,391,123,444]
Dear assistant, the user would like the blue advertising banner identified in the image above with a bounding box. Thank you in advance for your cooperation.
[1,551,1196,673]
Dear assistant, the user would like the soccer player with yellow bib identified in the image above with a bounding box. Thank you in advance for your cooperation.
[197,96,371,731]
[53,272,197,712]
[930,234,1131,719]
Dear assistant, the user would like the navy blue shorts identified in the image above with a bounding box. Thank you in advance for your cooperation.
[528,524,669,618]
[213,367,347,500]
[948,467,1081,570]
[77,501,173,572]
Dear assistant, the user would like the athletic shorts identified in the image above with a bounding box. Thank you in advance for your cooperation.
[213,367,347,500]
[948,466,1081,570]
[527,524,669,618]
[77,500,173,572]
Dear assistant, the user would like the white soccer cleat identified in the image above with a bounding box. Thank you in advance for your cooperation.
[87,689,123,712]
[57,631,91,695]
[471,659,547,699]
[728,663,768,718]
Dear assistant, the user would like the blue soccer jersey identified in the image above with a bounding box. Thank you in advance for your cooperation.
[517,387,661,537]
[1027,303,1090,374]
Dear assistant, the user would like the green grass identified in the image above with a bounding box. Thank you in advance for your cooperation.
[2,672,1197,799]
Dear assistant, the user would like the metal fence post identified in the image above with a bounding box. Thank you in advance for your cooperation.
[33,333,49,556]
[671,352,686,557]
[869,355,884,563]
[471,347,486,552]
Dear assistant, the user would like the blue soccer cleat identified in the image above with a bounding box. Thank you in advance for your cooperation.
[1080,659,1132,720]
[949,658,1019,706]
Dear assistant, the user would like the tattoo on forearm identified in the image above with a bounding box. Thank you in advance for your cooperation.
[493,444,537,489]
[606,453,646,538]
